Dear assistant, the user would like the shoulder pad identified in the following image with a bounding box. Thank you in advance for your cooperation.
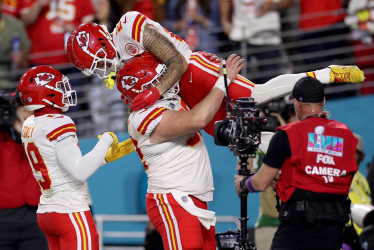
[133,106,167,135]
[45,115,76,142]
[120,11,148,43]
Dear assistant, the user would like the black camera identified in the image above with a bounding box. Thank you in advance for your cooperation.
[0,90,18,127]
[258,97,294,132]
[214,97,266,157]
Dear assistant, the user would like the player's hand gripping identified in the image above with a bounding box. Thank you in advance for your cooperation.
[98,132,135,163]
[214,54,244,93]
[222,54,244,82]
[130,88,161,111]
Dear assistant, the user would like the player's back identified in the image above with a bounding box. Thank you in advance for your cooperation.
[113,11,192,62]
[21,113,90,213]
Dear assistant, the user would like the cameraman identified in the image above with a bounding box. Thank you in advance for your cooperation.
[0,91,48,249]
[235,76,358,250]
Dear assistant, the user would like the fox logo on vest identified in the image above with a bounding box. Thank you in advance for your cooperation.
[307,126,344,157]
[316,154,335,165]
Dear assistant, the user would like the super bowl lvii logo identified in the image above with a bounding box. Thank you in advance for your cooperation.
[307,126,344,157]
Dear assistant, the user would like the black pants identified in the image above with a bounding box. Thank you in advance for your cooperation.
[271,211,345,250]
[0,205,48,250]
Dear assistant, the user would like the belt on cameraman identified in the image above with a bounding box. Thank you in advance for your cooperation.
[288,200,309,211]
[286,200,346,213]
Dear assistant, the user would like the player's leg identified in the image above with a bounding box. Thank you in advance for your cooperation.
[37,213,61,250]
[251,66,365,105]
[179,51,254,136]
[37,211,99,250]
[191,196,216,250]
[146,193,209,250]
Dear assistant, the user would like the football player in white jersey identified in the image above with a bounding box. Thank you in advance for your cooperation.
[17,65,134,250]
[118,53,243,250]
[66,11,365,137]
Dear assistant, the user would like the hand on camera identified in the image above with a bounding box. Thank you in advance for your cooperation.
[234,175,249,197]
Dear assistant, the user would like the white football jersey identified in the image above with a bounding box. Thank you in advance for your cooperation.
[21,113,90,213]
[128,96,214,202]
[112,11,193,63]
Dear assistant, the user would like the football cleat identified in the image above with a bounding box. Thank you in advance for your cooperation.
[328,65,365,83]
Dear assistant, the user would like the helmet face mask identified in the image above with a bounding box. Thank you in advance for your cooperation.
[116,52,166,103]
[83,48,118,79]
[67,23,118,79]
[17,66,77,112]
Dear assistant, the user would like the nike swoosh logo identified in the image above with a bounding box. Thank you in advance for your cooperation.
[124,16,127,23]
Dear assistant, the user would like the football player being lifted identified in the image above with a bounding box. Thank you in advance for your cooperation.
[66,12,365,136]
[17,65,134,250]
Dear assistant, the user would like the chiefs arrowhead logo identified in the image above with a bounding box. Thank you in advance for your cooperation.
[76,31,90,51]
[121,76,139,90]
[35,73,55,86]
[125,43,139,56]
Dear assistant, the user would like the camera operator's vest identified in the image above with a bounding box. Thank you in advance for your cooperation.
[276,117,358,203]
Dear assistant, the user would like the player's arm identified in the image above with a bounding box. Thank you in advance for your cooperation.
[130,24,188,110]
[143,24,188,95]
[20,0,50,27]
[150,54,244,143]
[219,0,233,36]
[55,133,113,181]
[234,163,280,196]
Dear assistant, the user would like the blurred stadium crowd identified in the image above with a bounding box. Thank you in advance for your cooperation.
[1,0,374,138]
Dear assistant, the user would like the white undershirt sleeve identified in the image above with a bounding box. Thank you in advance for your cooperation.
[56,133,113,181]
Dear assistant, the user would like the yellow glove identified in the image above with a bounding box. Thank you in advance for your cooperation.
[105,72,116,90]
[98,133,135,163]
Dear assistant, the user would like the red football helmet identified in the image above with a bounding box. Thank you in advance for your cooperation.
[66,22,118,79]
[116,52,167,102]
[17,65,77,112]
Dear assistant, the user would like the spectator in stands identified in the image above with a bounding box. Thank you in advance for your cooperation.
[0,90,48,250]
[123,0,155,21]
[297,0,353,69]
[20,0,95,66]
[219,0,294,83]
[345,0,374,95]
[88,0,129,134]
[19,0,96,117]
[0,1,30,90]
[164,0,220,53]
[2,0,22,17]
